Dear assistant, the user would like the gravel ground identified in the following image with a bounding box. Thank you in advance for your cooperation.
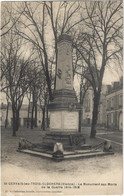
[1,128,123,196]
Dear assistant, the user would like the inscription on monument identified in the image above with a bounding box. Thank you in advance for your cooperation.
[63,111,78,130]
[50,112,62,129]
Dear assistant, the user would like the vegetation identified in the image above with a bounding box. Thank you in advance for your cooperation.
[1,1,122,137]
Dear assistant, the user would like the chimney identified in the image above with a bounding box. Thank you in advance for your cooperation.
[113,82,119,89]
[107,85,111,93]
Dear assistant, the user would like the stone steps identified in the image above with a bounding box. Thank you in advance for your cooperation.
[17,148,114,161]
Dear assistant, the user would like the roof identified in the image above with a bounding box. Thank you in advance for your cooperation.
[1,103,42,111]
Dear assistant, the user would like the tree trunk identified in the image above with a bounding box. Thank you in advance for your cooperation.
[5,101,9,128]
[46,104,49,128]
[31,103,35,129]
[41,107,45,130]
[79,110,82,133]
[79,83,82,133]
[12,108,16,136]
[54,41,57,90]
[90,91,100,138]
[34,103,37,127]
[27,99,30,128]
[31,92,35,129]
[16,110,20,131]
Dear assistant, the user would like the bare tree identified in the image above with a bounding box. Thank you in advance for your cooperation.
[39,83,49,131]
[45,1,84,87]
[11,2,85,97]
[26,66,45,129]
[13,2,53,101]
[74,1,122,137]
[1,2,24,37]
[4,88,10,128]
[26,91,32,128]
[1,32,36,136]
[79,76,90,132]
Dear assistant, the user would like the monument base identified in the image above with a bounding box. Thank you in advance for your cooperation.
[46,88,84,151]
[41,131,86,151]
[18,149,114,162]
[18,133,114,162]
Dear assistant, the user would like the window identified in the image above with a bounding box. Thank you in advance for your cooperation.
[85,99,90,112]
[88,99,90,109]
[112,113,114,124]
[110,113,111,124]
[111,98,114,109]
[114,96,117,109]
[119,94,122,107]
[107,100,109,110]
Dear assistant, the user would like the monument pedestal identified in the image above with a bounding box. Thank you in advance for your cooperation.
[42,131,86,151]
[42,89,85,151]
[42,34,85,151]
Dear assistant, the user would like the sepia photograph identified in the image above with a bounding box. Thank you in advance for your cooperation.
[1,0,123,195]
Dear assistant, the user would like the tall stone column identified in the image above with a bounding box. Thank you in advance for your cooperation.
[48,34,80,133]
[43,34,84,151]
[56,35,73,90]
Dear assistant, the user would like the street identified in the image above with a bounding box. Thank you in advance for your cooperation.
[82,127,122,153]
[1,128,123,195]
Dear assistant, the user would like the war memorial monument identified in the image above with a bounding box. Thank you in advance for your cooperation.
[18,35,114,161]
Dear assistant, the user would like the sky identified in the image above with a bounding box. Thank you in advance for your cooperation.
[1,1,123,105]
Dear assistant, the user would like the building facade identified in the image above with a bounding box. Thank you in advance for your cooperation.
[82,79,123,131]
[82,87,94,126]
[82,85,107,127]
[1,103,42,128]
[106,80,123,131]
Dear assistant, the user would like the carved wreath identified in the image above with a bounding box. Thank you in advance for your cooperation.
[70,135,81,146]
